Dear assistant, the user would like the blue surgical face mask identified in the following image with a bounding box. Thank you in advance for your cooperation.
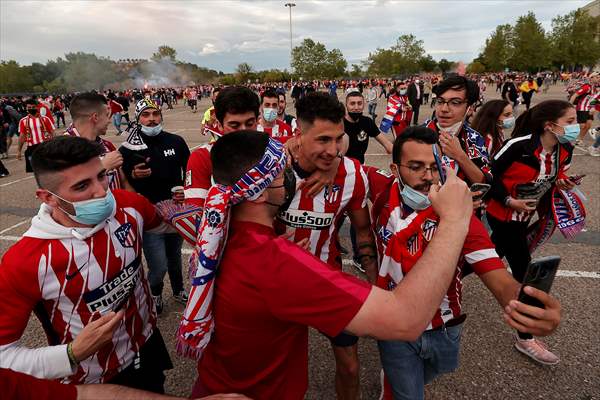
[263,107,278,122]
[552,122,579,144]
[393,170,431,210]
[141,123,162,136]
[501,116,515,129]
[52,190,116,225]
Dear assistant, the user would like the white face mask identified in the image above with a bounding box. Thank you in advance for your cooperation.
[141,124,162,136]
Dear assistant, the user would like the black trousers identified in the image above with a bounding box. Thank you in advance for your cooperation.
[487,215,532,339]
[108,328,173,393]
[412,105,421,125]
[24,143,40,173]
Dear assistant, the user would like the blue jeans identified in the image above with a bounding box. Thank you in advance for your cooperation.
[112,113,122,132]
[142,232,184,296]
[368,102,377,119]
[378,323,464,400]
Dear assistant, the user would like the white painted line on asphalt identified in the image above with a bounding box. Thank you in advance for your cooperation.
[1,235,598,280]
[556,270,600,279]
[0,235,21,241]
[0,175,34,188]
[0,219,29,235]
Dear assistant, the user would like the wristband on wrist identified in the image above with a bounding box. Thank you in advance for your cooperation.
[67,342,79,367]
[504,196,512,207]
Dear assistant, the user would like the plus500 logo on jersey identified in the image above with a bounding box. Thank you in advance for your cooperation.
[83,257,141,313]
[278,210,334,230]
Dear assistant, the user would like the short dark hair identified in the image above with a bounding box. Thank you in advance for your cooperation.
[512,100,574,139]
[214,86,260,124]
[69,92,108,121]
[31,136,104,189]
[434,76,480,105]
[211,130,270,185]
[260,89,278,104]
[346,91,363,102]
[278,93,286,102]
[296,92,345,127]
[25,99,38,106]
[392,126,439,164]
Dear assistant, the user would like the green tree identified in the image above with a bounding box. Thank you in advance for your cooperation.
[479,24,513,71]
[235,62,255,83]
[292,38,347,79]
[366,34,429,76]
[151,45,177,62]
[509,12,550,72]
[348,64,363,77]
[418,55,438,72]
[467,61,486,74]
[61,52,124,91]
[0,60,35,93]
[437,58,455,74]
[550,9,600,70]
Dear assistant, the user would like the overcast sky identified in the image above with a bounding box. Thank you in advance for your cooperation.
[0,0,591,72]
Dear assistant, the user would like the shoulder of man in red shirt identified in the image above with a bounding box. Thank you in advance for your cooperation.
[113,189,162,230]
[184,145,213,208]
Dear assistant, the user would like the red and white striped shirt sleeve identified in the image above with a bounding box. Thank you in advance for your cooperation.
[461,216,504,274]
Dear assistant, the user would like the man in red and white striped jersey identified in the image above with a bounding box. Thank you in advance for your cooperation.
[185,86,261,209]
[17,98,55,172]
[571,79,599,143]
[257,89,293,144]
[277,92,377,400]
[65,92,129,192]
[0,137,173,391]
[373,127,561,399]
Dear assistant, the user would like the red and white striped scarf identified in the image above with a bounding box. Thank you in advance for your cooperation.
[176,137,288,359]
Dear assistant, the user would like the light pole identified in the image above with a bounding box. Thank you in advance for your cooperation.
[285,3,296,73]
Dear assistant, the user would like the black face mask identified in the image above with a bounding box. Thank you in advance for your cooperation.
[268,167,296,213]
[27,109,37,116]
[348,112,362,121]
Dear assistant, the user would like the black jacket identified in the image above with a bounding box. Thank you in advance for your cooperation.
[407,83,421,108]
[120,130,190,204]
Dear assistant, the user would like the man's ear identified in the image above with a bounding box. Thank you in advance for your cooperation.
[36,188,53,204]
[389,163,399,178]
[36,188,64,211]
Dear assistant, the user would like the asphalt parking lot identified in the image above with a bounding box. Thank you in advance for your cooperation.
[1,84,598,399]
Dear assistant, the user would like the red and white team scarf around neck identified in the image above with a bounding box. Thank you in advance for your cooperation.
[176,137,288,359]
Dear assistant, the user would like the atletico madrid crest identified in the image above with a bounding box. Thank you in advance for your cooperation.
[421,219,438,242]
[114,222,135,248]
[407,233,419,256]
[324,184,341,204]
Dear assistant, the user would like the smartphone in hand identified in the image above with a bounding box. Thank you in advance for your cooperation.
[432,144,446,184]
[517,256,561,309]
[132,152,149,167]
[470,183,491,201]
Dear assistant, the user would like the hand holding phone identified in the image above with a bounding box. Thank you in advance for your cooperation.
[517,256,560,308]
[502,256,562,336]
[470,183,491,201]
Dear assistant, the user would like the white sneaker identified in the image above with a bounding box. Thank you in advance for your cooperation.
[588,145,600,157]
[514,337,560,365]
[589,128,599,140]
